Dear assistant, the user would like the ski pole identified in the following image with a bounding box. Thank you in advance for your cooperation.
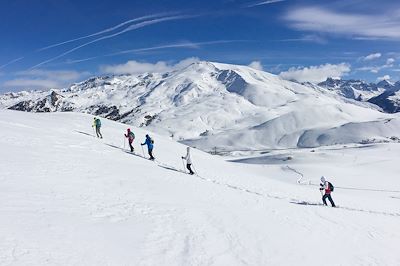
[141,145,146,158]
[181,158,186,173]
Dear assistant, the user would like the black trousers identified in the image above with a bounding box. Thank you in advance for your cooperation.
[187,164,194,174]
[148,148,155,160]
[322,194,336,207]
[128,141,134,152]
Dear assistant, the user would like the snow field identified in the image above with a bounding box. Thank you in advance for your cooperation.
[0,110,399,265]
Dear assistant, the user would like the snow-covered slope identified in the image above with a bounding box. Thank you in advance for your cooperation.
[1,61,399,151]
[1,110,399,265]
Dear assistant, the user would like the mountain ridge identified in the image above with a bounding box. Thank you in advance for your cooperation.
[1,61,399,150]
[317,77,400,112]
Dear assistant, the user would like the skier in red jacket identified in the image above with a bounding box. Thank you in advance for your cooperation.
[124,128,135,152]
[320,176,336,207]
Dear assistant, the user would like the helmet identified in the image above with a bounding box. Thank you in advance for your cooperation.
[127,128,130,132]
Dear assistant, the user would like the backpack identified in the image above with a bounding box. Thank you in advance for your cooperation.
[95,119,101,127]
[129,132,135,139]
[328,182,334,192]
[150,137,154,144]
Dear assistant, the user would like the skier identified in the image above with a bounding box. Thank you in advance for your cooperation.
[182,147,194,175]
[124,128,135,152]
[319,176,336,207]
[92,117,102,138]
[141,134,155,160]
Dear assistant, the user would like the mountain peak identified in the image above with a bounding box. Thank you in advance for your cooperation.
[377,79,394,88]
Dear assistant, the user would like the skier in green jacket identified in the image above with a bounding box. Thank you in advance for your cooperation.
[92,117,103,138]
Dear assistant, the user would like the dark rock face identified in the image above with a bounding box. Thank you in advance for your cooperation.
[319,78,378,92]
[8,91,68,112]
[318,78,378,100]
[9,100,35,112]
[368,87,400,113]
[85,105,121,120]
[317,78,400,113]
[83,105,141,121]
[376,80,394,91]
[217,70,248,95]
[142,114,158,126]
[339,86,356,99]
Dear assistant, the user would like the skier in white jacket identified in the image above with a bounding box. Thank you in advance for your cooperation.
[182,147,194,175]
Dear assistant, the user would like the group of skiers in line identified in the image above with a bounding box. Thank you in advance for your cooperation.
[93,117,195,175]
[93,117,336,204]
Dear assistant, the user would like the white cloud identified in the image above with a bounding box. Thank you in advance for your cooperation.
[357,57,396,73]
[363,53,381,61]
[3,79,61,89]
[356,66,379,73]
[285,7,400,40]
[279,63,351,83]
[248,61,264,71]
[16,69,88,81]
[386,58,395,66]
[277,34,327,44]
[3,69,90,89]
[377,75,391,81]
[100,58,200,75]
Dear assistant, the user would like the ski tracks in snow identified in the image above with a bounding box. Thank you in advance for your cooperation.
[0,238,29,265]
[76,131,400,219]
[106,138,400,218]
[157,159,400,218]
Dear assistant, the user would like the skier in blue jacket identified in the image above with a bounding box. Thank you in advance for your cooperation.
[141,134,155,160]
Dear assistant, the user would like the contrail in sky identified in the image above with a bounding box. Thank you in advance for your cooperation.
[31,15,194,69]
[247,0,286,8]
[63,40,249,65]
[0,57,25,69]
[37,13,176,51]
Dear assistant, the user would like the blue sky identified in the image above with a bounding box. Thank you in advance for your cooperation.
[1,0,400,92]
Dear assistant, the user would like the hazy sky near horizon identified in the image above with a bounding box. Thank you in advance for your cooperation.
[1,0,400,92]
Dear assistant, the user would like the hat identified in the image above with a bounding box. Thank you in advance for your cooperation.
[127,128,130,132]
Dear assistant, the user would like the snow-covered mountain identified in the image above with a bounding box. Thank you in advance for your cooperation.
[1,61,399,151]
[368,83,400,113]
[317,78,383,101]
[317,78,400,114]
[368,89,400,113]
